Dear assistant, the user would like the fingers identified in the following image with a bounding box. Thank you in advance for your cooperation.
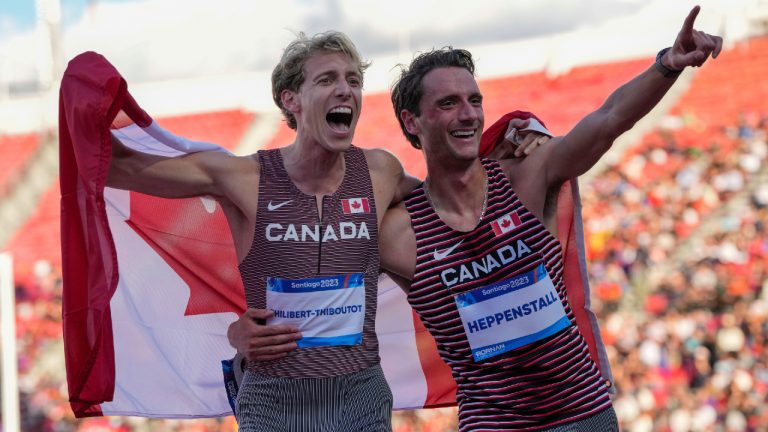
[670,6,723,69]
[514,133,550,157]
[485,140,515,160]
[244,335,301,362]
[244,308,274,321]
[506,118,530,130]
[712,35,723,58]
[681,5,700,36]
[685,30,721,67]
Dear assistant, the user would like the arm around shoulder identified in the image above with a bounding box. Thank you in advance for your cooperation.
[379,203,417,286]
[365,148,421,208]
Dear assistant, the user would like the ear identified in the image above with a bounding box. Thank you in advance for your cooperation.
[401,109,420,136]
[281,89,300,114]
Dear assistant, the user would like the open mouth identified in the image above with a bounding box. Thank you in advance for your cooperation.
[326,106,353,133]
[450,129,476,139]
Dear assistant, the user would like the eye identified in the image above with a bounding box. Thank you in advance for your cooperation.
[317,76,332,85]
[439,99,456,108]
[470,96,483,105]
[348,76,362,87]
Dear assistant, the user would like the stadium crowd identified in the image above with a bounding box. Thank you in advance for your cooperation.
[3,50,767,428]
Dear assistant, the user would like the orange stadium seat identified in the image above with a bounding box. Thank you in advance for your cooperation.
[0,133,39,194]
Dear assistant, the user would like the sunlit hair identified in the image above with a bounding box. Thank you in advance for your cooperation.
[272,31,370,130]
[391,48,475,149]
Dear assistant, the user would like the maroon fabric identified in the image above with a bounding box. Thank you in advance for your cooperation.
[59,51,151,417]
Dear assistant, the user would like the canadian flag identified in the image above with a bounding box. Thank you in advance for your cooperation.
[490,211,523,236]
[341,197,370,214]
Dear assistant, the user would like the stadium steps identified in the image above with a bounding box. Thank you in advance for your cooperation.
[667,162,768,266]
[0,132,58,249]
[233,111,282,155]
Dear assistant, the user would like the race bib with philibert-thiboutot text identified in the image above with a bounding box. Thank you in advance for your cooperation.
[266,274,365,348]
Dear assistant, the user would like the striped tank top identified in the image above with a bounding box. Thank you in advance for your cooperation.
[239,146,380,378]
[404,159,611,431]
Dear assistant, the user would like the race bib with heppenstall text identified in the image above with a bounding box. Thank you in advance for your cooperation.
[454,263,572,361]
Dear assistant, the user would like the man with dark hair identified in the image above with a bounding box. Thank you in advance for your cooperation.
[108,30,548,431]
[380,6,721,430]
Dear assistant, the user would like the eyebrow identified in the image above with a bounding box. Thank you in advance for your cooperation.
[435,92,483,105]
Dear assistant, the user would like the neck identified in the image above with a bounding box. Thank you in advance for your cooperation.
[281,135,346,196]
[424,158,487,231]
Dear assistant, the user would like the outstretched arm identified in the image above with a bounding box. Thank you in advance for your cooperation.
[544,6,722,185]
[108,132,249,199]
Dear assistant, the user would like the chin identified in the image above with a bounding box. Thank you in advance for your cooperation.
[323,138,354,153]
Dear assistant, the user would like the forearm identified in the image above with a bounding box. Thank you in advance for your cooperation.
[547,60,679,182]
[597,62,678,139]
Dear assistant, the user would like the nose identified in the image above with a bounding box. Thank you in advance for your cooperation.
[458,100,481,123]
[335,80,352,99]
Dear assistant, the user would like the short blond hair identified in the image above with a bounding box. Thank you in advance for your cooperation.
[272,31,370,130]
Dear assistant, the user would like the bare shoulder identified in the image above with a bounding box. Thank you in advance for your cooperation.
[363,147,404,176]
[498,136,562,185]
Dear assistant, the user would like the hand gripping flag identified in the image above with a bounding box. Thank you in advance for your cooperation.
[480,112,615,391]
[59,51,455,418]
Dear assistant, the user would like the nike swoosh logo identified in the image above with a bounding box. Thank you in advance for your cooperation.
[267,200,292,211]
[433,240,463,261]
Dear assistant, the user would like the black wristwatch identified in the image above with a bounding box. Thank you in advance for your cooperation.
[654,47,683,78]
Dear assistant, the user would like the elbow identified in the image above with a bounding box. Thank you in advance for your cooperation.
[599,107,637,142]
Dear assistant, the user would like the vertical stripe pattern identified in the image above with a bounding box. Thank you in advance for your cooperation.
[239,146,380,378]
[236,365,393,431]
[404,159,612,431]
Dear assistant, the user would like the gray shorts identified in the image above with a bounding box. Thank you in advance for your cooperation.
[544,406,619,432]
[236,364,393,432]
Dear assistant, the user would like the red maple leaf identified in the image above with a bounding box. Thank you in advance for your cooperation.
[501,218,511,228]
[351,200,361,209]
[127,192,246,316]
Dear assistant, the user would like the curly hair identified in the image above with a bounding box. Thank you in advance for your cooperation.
[390,48,475,149]
[272,31,370,130]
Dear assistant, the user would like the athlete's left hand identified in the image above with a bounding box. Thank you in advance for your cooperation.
[662,6,723,70]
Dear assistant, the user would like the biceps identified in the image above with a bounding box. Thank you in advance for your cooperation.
[546,111,614,183]
[109,148,219,198]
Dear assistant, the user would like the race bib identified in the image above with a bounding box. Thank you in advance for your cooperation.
[266,274,365,348]
[454,263,571,361]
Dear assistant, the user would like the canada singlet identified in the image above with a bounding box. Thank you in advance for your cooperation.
[239,146,380,378]
[404,159,612,430]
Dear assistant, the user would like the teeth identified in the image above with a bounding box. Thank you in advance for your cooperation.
[451,130,475,138]
[329,106,352,115]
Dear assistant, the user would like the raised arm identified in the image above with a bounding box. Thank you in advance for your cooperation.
[544,6,722,185]
[108,132,250,199]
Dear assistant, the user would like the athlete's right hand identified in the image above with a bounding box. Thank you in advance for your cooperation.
[227,308,302,362]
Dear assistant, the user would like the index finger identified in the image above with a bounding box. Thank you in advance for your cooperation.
[681,5,700,35]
